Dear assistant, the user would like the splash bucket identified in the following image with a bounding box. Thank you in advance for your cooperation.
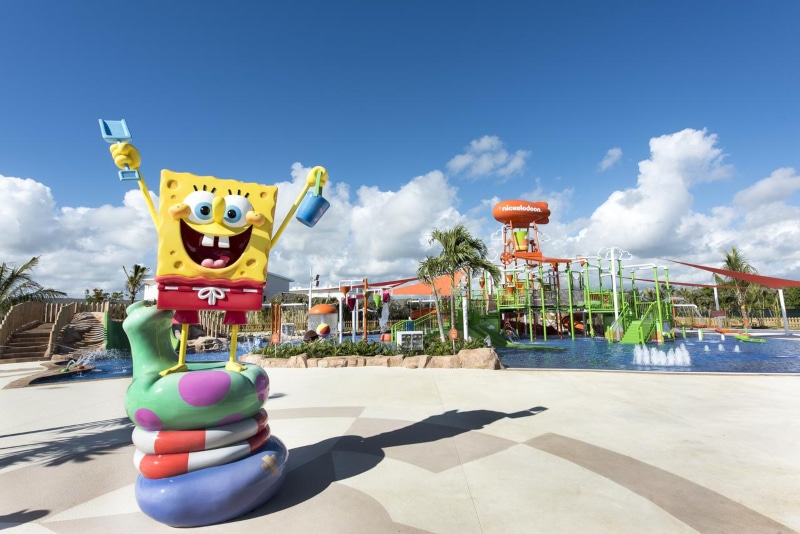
[296,169,330,227]
[513,230,528,251]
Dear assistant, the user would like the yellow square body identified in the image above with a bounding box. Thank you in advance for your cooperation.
[155,170,278,283]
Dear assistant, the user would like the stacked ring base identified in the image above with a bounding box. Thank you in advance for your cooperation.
[135,435,289,527]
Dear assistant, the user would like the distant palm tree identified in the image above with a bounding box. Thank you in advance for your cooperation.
[417,256,447,341]
[123,264,150,303]
[0,256,66,319]
[715,247,757,329]
[428,224,501,335]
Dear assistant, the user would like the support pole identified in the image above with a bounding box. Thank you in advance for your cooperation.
[778,289,790,335]
[363,278,369,342]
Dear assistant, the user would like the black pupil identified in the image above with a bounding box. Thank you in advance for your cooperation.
[227,209,237,219]
[200,205,211,216]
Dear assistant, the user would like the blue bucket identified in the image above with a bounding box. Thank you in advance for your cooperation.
[296,169,330,227]
[296,191,330,227]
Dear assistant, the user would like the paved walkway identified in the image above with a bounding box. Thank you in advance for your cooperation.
[1,362,799,533]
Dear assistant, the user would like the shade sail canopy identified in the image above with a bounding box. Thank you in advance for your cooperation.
[342,277,418,290]
[635,278,734,289]
[664,259,800,289]
[392,272,465,297]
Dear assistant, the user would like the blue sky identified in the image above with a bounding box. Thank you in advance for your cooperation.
[2,1,799,297]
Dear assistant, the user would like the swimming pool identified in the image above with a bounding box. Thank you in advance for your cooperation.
[497,333,800,373]
[33,331,800,383]
[34,348,248,384]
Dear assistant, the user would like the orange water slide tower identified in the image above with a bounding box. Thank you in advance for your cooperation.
[492,200,550,266]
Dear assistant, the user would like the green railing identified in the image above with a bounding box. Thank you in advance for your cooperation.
[637,302,658,344]
[389,311,446,341]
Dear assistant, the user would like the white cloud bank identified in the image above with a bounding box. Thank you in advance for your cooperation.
[2,128,799,297]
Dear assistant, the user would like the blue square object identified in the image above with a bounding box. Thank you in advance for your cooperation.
[119,169,141,181]
[99,119,132,143]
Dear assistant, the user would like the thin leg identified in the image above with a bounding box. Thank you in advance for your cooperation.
[160,323,190,376]
[225,324,247,372]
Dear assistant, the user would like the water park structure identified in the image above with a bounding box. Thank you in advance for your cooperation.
[401,199,696,348]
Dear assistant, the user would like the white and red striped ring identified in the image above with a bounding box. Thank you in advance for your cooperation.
[132,409,267,455]
[134,425,271,479]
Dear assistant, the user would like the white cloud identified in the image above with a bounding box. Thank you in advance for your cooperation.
[598,147,622,171]
[541,129,800,283]
[446,135,530,180]
[0,175,157,297]
[4,128,800,299]
[733,167,800,207]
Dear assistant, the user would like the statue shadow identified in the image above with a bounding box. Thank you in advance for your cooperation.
[248,406,547,518]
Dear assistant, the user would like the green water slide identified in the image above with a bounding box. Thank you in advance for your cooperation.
[467,312,508,347]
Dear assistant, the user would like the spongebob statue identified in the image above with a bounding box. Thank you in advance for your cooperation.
[101,119,327,375]
[100,119,328,526]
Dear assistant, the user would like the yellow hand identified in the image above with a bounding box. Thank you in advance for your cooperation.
[305,166,328,187]
[110,142,141,170]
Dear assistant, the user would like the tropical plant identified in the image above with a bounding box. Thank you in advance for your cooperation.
[85,288,110,303]
[714,247,758,328]
[784,287,800,309]
[427,224,501,337]
[123,264,150,303]
[0,256,66,319]
[417,255,447,341]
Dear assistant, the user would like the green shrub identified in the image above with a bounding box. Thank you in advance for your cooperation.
[253,339,401,359]
[252,334,489,359]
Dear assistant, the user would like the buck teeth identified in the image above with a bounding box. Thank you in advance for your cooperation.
[218,236,230,249]
[201,234,215,247]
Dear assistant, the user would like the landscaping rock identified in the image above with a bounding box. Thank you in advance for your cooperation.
[427,355,461,369]
[402,355,430,369]
[241,349,503,371]
[458,348,504,370]
[287,355,308,368]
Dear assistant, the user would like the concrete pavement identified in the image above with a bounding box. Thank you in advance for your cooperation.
[1,362,799,533]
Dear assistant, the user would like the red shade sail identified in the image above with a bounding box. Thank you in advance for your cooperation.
[664,259,800,289]
[392,273,466,297]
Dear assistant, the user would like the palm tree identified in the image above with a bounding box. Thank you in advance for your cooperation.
[123,264,150,303]
[715,247,757,329]
[417,256,447,341]
[0,256,66,319]
[428,224,501,334]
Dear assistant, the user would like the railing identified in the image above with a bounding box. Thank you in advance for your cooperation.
[48,303,78,358]
[389,311,443,342]
[0,301,62,354]
[638,302,657,344]
[0,300,128,355]
[608,302,632,341]
[186,303,800,343]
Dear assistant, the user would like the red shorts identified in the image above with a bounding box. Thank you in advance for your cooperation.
[155,276,265,326]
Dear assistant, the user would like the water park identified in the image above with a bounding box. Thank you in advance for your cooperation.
[1,120,799,531]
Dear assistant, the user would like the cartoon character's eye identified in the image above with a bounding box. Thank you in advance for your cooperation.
[223,195,253,228]
[184,191,217,224]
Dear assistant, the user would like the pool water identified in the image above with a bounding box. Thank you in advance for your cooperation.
[497,333,800,373]
[34,332,800,383]
[35,347,250,384]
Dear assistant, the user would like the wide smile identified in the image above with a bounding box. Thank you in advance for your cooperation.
[180,221,252,269]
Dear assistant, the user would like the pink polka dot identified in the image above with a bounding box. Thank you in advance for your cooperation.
[256,373,269,403]
[135,408,162,431]
[178,370,232,407]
